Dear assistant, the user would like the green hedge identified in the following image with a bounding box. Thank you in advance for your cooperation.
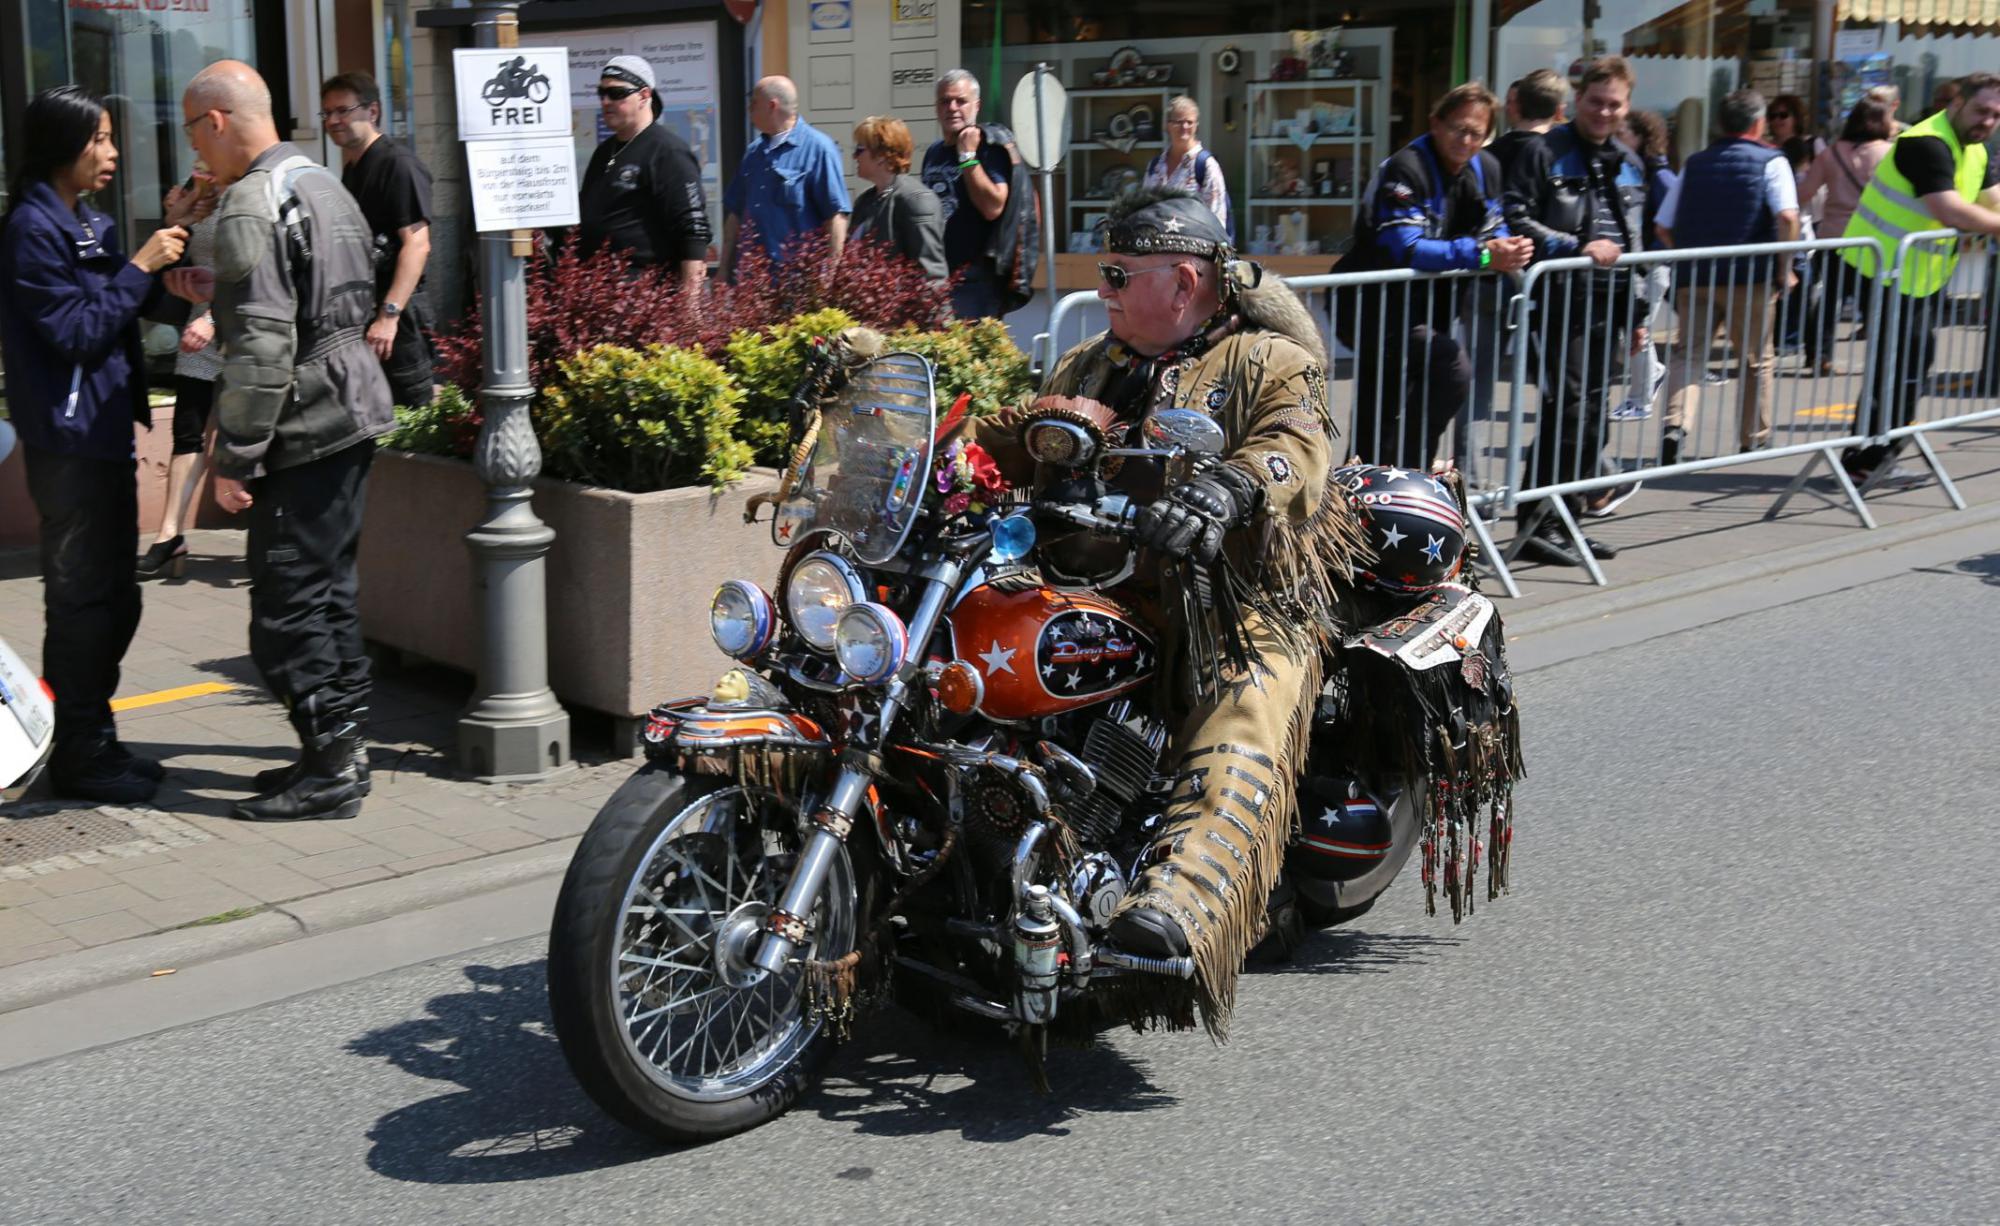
[386,313,1034,494]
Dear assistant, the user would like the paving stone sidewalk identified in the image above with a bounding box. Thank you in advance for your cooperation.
[1,426,1995,975]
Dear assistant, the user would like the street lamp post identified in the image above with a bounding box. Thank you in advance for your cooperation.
[459,0,571,781]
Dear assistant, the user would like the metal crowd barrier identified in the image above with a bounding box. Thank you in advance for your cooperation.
[1769,228,2000,517]
[1031,233,1996,598]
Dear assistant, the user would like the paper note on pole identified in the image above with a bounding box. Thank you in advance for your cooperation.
[465,137,580,231]
[455,48,575,141]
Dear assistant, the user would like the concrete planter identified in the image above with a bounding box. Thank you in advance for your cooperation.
[358,449,782,721]
[0,400,217,550]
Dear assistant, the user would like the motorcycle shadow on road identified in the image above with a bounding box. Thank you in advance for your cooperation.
[810,1004,1179,1143]
[345,957,665,1184]
[1248,922,1466,978]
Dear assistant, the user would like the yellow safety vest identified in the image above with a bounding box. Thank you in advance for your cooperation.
[1841,108,1988,296]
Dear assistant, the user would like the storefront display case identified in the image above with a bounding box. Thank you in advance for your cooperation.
[1061,84,1180,255]
[1242,78,1380,259]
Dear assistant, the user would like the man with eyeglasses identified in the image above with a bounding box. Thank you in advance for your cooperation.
[321,72,434,408]
[574,55,710,284]
[163,61,392,823]
[1335,81,1531,471]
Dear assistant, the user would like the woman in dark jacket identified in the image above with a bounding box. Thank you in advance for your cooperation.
[848,116,947,281]
[0,87,190,802]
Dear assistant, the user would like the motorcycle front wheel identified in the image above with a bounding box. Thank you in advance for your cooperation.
[547,766,856,1143]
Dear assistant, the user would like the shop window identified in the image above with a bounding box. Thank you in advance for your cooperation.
[9,0,260,250]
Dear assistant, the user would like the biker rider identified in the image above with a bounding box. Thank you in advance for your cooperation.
[974,188,1363,1034]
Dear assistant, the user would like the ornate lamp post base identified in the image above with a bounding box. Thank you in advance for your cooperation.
[457,0,571,782]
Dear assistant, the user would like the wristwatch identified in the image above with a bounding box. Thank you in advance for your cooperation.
[380,301,403,319]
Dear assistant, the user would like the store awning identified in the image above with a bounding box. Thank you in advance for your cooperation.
[1839,0,2000,24]
[1620,0,1753,60]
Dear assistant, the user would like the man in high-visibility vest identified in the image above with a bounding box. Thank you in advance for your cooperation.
[1839,73,2000,485]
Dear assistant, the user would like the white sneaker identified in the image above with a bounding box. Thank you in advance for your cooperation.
[1609,398,1653,421]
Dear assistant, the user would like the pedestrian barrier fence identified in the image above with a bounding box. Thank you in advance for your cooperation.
[1033,231,1997,597]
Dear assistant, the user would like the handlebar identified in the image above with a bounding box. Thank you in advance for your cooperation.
[1034,492,1140,537]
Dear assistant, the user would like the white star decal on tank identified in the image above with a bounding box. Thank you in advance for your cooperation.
[1065,670,1082,689]
[978,641,1017,675]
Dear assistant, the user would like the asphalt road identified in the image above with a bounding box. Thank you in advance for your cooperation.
[3,546,1997,1226]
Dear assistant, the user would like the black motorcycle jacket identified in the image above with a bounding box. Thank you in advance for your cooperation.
[1501,123,1647,263]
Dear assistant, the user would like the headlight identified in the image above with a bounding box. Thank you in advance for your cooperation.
[834,602,907,685]
[710,580,777,660]
[783,551,865,651]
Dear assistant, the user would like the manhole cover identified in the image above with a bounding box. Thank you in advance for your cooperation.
[0,808,211,871]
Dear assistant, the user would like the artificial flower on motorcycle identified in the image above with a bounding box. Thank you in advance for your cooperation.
[932,436,1011,518]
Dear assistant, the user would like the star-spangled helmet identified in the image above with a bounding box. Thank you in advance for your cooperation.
[1332,464,1467,593]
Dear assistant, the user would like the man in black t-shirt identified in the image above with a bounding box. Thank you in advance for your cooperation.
[1839,75,2000,484]
[322,72,435,408]
[575,55,710,284]
[921,69,1014,319]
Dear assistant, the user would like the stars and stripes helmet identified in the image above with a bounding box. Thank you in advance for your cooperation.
[1332,464,1467,593]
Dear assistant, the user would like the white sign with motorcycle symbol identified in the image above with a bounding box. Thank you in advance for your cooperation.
[455,48,574,140]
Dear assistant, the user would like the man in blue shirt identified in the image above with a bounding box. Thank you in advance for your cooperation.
[720,76,850,278]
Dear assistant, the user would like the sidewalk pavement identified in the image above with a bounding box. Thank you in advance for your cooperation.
[1,427,1995,1008]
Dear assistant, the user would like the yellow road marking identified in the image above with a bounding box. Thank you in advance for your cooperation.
[1795,403,1857,421]
[110,682,235,712]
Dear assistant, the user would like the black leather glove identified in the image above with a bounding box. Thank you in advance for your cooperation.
[1134,465,1263,564]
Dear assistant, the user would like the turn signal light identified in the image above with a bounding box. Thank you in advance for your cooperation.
[934,660,985,715]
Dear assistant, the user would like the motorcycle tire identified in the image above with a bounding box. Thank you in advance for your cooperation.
[481,80,507,105]
[526,76,552,103]
[547,765,858,1144]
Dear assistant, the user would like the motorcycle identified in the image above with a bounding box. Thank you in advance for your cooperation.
[547,345,1520,1142]
[481,61,552,106]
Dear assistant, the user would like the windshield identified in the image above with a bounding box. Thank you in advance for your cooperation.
[771,350,936,565]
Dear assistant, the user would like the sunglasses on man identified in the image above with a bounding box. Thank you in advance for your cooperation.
[1097,262,1182,290]
[597,85,643,102]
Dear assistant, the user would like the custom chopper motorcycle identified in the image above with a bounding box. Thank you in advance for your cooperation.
[547,340,1522,1143]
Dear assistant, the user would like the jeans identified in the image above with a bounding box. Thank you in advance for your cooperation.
[1844,280,1938,475]
[950,264,1005,321]
[246,441,375,718]
[1350,316,1471,471]
[22,447,141,752]
[1522,282,1633,521]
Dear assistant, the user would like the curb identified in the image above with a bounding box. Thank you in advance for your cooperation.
[1503,499,2000,641]
[0,837,578,1016]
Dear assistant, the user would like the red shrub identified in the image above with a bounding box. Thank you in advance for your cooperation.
[432,228,956,397]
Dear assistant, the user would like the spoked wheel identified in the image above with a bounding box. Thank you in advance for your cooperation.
[548,767,856,1143]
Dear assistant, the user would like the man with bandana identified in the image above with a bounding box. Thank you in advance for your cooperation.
[975,187,1364,1036]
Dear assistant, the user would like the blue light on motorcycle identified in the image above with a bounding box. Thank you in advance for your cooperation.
[833,602,908,686]
[988,512,1037,564]
[710,580,778,660]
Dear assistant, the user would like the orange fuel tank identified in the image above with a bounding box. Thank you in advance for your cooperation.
[946,584,1156,721]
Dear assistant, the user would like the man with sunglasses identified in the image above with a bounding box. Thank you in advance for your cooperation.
[321,71,435,408]
[575,55,710,284]
[970,188,1356,1032]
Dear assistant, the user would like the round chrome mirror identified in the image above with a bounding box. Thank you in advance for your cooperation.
[1142,409,1226,456]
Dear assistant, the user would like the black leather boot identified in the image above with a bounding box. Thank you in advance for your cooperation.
[1108,904,1192,959]
[251,706,370,797]
[49,734,159,805]
[231,703,366,822]
[99,720,164,782]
